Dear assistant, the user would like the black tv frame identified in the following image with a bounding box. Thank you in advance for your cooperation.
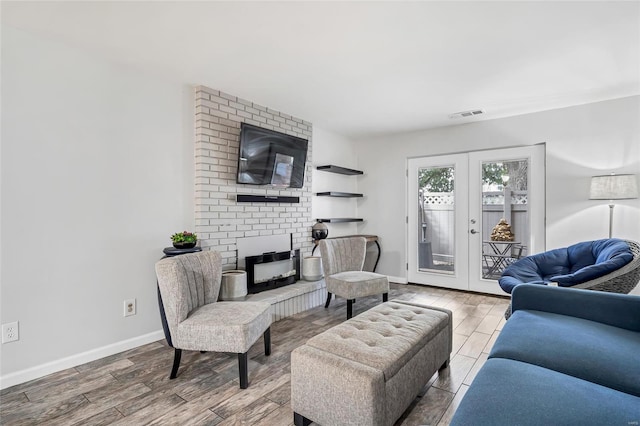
[236,123,308,188]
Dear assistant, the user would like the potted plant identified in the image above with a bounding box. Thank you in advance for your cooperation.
[171,231,198,249]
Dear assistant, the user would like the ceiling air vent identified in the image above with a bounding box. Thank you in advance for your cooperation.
[448,109,484,119]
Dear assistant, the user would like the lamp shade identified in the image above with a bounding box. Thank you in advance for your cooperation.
[589,174,638,200]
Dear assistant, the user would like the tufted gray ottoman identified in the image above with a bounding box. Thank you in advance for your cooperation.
[291,300,452,426]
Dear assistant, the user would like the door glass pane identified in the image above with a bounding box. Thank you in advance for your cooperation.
[481,160,529,279]
[418,166,455,274]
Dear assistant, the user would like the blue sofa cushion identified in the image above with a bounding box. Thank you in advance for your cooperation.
[489,309,640,397]
[450,358,640,426]
[499,239,632,294]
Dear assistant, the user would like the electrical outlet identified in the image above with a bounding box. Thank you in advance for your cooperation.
[124,299,136,317]
[2,321,19,343]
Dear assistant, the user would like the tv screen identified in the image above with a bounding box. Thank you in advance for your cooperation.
[237,123,308,188]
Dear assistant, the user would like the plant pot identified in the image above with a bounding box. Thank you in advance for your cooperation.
[302,256,323,281]
[172,241,197,249]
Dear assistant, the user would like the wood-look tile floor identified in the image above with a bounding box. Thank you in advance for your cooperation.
[0,283,509,426]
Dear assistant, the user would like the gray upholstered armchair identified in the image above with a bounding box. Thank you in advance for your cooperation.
[155,250,272,388]
[319,237,390,319]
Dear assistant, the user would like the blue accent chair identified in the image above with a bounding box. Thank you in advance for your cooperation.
[451,285,640,426]
[499,239,635,294]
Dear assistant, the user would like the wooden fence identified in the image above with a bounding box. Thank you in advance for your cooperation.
[419,190,529,263]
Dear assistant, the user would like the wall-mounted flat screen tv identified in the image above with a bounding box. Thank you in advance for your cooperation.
[237,123,308,188]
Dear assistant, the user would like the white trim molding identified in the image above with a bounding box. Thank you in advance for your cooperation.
[0,330,164,390]
[388,275,408,284]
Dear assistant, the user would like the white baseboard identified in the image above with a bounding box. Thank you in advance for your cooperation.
[388,275,408,284]
[0,330,164,390]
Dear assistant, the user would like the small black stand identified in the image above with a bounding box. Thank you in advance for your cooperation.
[162,246,202,257]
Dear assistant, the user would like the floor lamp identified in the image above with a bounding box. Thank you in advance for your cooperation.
[589,174,639,238]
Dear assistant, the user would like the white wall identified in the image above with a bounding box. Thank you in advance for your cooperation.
[311,127,360,238]
[0,26,193,386]
[355,96,640,279]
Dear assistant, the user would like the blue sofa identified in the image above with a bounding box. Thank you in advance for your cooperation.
[451,284,640,425]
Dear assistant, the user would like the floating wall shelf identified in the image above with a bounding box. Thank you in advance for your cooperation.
[316,191,363,198]
[236,194,300,203]
[315,165,365,224]
[316,218,364,223]
[316,165,363,175]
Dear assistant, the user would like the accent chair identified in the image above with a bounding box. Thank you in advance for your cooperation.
[155,250,272,388]
[319,237,389,319]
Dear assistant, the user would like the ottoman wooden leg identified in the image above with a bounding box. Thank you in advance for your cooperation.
[439,357,450,370]
[383,292,388,302]
[294,412,312,426]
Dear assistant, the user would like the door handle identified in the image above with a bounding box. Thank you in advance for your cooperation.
[470,229,479,234]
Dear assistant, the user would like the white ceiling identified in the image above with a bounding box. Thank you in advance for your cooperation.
[3,1,639,138]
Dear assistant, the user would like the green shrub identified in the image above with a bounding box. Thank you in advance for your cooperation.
[171,231,197,244]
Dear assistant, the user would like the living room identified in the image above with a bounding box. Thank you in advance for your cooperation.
[2,1,639,424]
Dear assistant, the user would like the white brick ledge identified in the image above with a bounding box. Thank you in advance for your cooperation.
[246,279,327,321]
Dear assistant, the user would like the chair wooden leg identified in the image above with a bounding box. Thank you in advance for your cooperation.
[264,327,271,356]
[294,412,312,426]
[169,348,182,379]
[324,292,332,308]
[383,292,388,302]
[347,299,354,319]
[238,352,249,389]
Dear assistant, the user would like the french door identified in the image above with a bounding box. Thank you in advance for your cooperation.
[407,145,545,295]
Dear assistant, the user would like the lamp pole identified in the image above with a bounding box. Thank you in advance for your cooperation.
[608,202,614,239]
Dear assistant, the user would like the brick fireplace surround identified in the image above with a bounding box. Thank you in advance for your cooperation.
[194,86,325,319]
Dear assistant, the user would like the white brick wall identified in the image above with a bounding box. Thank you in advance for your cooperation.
[195,86,314,268]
